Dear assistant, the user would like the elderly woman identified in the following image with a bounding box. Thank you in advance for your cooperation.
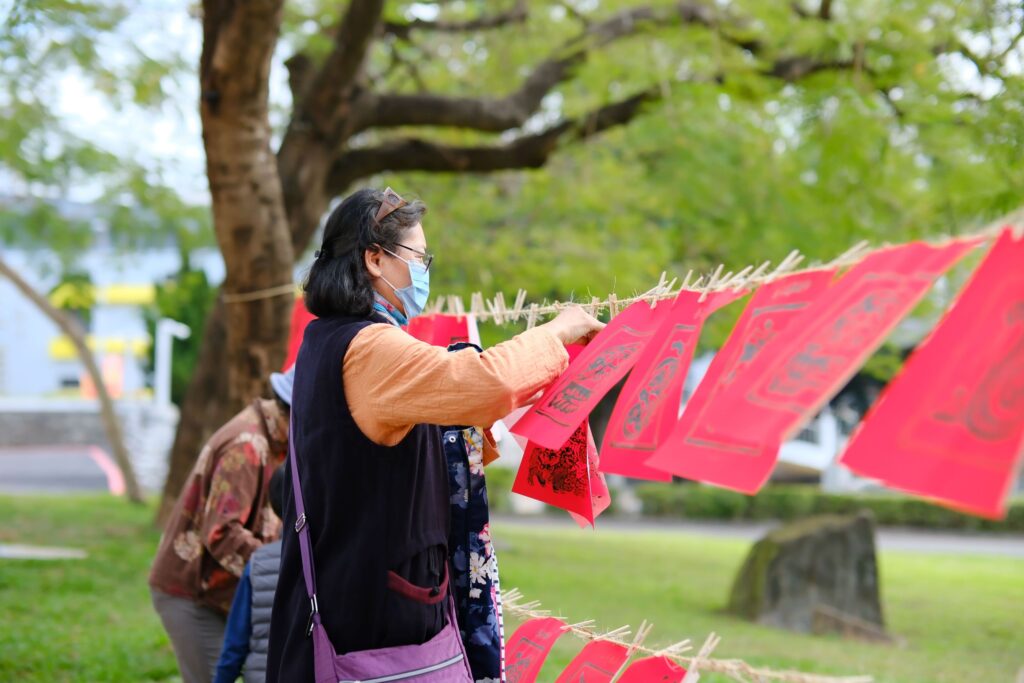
[267,188,602,681]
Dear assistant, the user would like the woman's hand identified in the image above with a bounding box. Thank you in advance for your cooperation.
[541,305,606,346]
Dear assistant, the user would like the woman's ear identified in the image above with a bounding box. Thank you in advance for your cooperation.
[364,246,384,278]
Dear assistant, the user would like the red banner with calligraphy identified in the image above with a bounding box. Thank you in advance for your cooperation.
[513,300,679,450]
[664,241,976,481]
[738,240,976,444]
[600,289,746,481]
[553,640,630,683]
[616,656,688,683]
[505,617,569,683]
[841,230,1024,518]
[644,270,836,492]
[283,297,316,370]
[568,425,612,527]
[513,421,610,525]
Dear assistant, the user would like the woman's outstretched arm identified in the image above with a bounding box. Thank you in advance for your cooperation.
[344,306,602,446]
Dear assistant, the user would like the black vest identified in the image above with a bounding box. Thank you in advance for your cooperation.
[266,316,450,682]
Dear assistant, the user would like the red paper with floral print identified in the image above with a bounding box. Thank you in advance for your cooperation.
[616,656,688,683]
[568,425,612,528]
[601,288,746,481]
[405,314,473,346]
[644,270,836,492]
[689,240,977,463]
[553,640,630,683]
[505,617,569,683]
[284,297,316,370]
[841,230,1024,518]
[513,299,680,450]
[513,420,609,525]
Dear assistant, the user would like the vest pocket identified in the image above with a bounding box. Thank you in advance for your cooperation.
[386,561,449,605]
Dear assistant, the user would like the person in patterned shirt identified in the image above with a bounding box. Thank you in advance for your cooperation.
[149,367,293,683]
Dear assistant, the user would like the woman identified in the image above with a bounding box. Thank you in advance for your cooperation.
[266,188,603,681]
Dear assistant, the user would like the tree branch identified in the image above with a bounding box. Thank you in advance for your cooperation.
[382,0,528,40]
[285,52,315,105]
[301,0,386,138]
[931,39,1010,80]
[0,257,144,503]
[766,56,854,81]
[354,2,718,134]
[996,26,1024,61]
[327,88,659,193]
[324,0,386,90]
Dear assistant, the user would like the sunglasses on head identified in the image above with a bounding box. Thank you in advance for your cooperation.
[373,187,408,224]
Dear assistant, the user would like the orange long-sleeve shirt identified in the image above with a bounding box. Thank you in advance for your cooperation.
[342,324,569,447]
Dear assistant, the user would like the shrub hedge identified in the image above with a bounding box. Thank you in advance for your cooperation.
[633,483,1024,531]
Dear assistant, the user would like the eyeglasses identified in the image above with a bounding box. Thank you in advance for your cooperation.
[384,243,434,271]
[373,186,408,224]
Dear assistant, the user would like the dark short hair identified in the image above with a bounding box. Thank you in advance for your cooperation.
[304,188,426,318]
[268,464,286,518]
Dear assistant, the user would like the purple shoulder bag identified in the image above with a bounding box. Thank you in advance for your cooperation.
[288,416,473,683]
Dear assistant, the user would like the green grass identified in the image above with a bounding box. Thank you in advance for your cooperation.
[0,495,178,682]
[495,523,1024,683]
[1,495,1022,682]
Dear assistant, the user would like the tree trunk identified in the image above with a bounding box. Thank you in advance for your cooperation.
[154,184,341,525]
[156,0,294,525]
[0,255,145,503]
[200,0,293,407]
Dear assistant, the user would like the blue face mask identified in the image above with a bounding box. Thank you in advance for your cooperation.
[382,249,431,320]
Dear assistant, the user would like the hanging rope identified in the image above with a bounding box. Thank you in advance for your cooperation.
[213,207,1022,310]
[502,588,873,683]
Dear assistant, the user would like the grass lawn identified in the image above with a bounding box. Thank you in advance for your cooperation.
[1,495,1021,682]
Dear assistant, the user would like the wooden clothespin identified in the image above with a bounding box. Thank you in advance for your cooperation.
[488,292,508,325]
[510,289,528,322]
[680,632,721,683]
[587,296,601,318]
[628,621,654,654]
[681,269,695,290]
[832,240,871,268]
[526,303,540,330]
[746,260,772,287]
[653,636,692,660]
[766,249,802,282]
[725,264,754,290]
[565,619,597,632]
[596,625,631,641]
[470,292,485,320]
[607,292,620,318]
[645,272,666,309]
[698,264,724,302]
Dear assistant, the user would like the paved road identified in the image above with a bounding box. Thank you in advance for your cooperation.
[493,514,1024,559]
[0,446,113,494]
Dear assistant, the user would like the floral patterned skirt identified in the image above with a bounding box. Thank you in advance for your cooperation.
[444,427,505,683]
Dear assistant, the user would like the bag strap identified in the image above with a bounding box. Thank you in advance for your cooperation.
[288,412,323,636]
